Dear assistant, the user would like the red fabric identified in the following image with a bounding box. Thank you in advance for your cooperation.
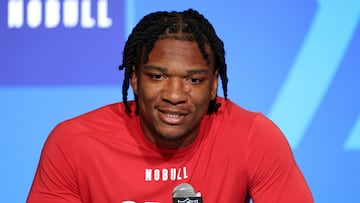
[27,97,313,203]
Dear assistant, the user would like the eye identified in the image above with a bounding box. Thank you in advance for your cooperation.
[188,77,203,84]
[148,74,165,80]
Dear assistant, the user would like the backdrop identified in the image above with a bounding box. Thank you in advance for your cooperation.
[1,0,359,202]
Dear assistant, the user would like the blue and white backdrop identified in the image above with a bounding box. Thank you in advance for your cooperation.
[1,0,359,202]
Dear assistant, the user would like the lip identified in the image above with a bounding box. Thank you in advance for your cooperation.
[157,108,188,125]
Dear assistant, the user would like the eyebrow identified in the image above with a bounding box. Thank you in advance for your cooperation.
[144,65,210,74]
[144,65,167,73]
[186,69,210,75]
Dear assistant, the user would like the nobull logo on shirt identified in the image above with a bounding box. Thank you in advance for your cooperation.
[7,0,112,28]
[145,167,189,182]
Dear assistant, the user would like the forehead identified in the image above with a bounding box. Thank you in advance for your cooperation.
[143,39,214,69]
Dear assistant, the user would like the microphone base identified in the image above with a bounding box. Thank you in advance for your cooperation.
[172,197,203,203]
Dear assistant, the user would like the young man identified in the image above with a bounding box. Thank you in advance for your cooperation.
[27,9,313,203]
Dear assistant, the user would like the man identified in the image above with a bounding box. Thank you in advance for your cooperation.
[27,9,313,203]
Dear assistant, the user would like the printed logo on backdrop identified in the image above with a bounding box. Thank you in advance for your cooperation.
[7,0,112,29]
[1,0,125,85]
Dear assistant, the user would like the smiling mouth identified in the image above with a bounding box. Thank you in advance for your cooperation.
[158,109,188,125]
[164,112,182,117]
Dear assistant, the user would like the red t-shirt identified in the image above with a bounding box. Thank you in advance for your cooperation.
[27,97,313,203]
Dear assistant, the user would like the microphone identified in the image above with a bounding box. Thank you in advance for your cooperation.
[172,183,203,203]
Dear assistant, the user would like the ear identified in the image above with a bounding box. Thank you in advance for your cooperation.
[131,66,138,95]
[210,70,218,100]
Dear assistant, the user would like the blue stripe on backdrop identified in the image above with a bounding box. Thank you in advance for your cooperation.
[344,115,360,150]
[0,86,124,203]
[268,0,360,148]
[125,0,136,37]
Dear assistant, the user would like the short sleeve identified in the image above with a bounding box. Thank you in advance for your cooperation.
[27,123,82,203]
[246,114,313,203]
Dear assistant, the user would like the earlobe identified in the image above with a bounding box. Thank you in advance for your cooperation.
[211,70,219,100]
[131,66,138,95]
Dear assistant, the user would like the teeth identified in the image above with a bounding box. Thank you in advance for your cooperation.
[165,113,180,117]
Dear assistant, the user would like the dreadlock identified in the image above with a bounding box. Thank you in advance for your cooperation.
[118,9,228,114]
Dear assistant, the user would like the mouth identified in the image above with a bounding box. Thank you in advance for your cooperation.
[157,108,188,125]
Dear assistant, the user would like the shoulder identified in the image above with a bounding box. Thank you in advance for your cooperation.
[214,97,262,132]
[40,102,138,164]
[48,102,135,143]
[211,97,290,154]
[59,102,130,129]
[215,97,281,133]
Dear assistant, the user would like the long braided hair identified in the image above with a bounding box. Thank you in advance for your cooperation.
[119,9,228,114]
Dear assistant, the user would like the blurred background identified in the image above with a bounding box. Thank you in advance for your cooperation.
[1,0,359,202]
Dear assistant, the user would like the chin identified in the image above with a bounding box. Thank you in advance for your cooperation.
[154,130,187,142]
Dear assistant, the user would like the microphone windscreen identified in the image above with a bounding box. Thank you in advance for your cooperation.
[172,183,196,198]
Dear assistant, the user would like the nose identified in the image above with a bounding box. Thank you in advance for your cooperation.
[162,78,187,105]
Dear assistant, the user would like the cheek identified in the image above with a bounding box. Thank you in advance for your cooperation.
[190,82,214,98]
[188,87,213,106]
[138,84,161,102]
